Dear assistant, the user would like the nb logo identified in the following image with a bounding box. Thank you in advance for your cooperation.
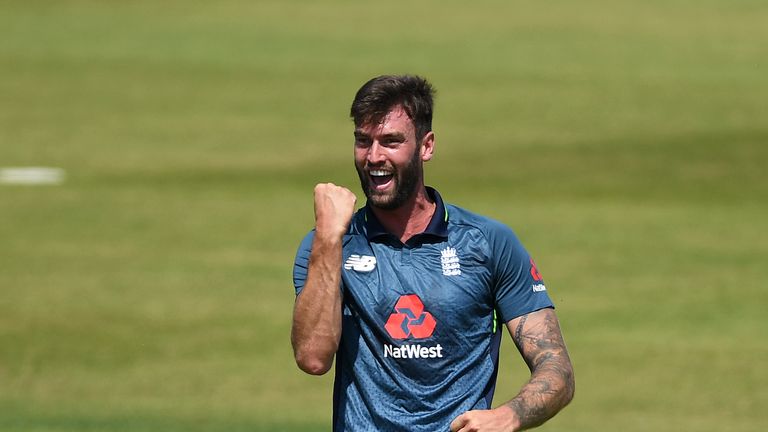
[344,254,376,272]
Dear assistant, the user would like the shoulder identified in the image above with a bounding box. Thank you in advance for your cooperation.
[446,204,519,241]
[444,203,530,269]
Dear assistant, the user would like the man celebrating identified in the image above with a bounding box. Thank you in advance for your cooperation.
[292,75,574,431]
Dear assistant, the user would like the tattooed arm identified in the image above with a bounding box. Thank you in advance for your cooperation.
[503,307,575,430]
[450,308,574,432]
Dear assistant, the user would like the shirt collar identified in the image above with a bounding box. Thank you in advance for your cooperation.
[364,187,449,240]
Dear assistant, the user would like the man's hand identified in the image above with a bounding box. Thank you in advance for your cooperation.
[313,183,357,240]
[449,406,518,432]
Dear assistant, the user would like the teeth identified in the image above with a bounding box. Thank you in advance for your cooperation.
[369,170,391,177]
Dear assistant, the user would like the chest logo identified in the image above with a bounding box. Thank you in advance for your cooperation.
[440,247,462,276]
[344,254,376,272]
[385,295,436,339]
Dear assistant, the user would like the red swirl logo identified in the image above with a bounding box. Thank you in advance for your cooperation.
[384,295,436,340]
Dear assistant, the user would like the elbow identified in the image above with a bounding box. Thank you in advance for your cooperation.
[290,326,338,375]
[294,350,334,376]
[296,358,332,376]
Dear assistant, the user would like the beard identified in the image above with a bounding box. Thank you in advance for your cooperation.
[356,147,422,210]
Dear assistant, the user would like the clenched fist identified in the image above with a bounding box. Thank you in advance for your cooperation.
[313,183,357,241]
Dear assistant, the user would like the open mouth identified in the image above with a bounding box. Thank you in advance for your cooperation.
[369,169,394,190]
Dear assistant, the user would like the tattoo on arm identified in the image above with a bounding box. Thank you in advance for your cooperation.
[505,308,575,430]
[513,314,528,348]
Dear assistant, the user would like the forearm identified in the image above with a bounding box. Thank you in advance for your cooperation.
[503,309,575,431]
[448,349,574,432]
[502,354,575,431]
[291,234,344,375]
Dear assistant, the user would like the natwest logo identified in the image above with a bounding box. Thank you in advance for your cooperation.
[384,343,443,359]
[384,294,436,339]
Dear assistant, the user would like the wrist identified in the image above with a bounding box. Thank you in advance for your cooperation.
[493,405,522,432]
[313,229,345,245]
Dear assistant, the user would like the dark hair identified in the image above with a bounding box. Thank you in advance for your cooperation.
[350,75,436,141]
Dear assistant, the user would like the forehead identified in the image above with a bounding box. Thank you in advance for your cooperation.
[356,105,415,136]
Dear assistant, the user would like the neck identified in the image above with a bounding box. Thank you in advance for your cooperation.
[370,186,435,244]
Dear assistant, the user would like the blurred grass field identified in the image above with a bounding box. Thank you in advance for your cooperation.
[1,0,767,431]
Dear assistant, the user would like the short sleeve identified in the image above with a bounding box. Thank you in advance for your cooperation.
[293,230,315,295]
[487,221,554,322]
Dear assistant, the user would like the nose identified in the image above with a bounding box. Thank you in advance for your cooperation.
[366,141,386,165]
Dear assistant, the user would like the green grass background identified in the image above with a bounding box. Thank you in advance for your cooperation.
[1,0,767,430]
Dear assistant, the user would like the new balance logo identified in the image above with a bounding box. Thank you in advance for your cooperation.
[344,254,376,272]
[440,247,461,276]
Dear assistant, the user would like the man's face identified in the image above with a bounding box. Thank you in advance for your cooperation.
[354,106,432,210]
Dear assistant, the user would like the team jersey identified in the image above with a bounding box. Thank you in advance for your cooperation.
[293,188,554,431]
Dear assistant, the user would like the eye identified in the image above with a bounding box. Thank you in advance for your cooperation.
[355,137,372,147]
[381,136,404,146]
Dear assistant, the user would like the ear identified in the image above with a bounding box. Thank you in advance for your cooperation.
[420,131,435,162]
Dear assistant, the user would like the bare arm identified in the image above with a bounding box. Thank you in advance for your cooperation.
[502,307,575,430]
[450,308,574,432]
[291,183,356,375]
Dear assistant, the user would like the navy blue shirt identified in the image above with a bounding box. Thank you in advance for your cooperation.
[293,188,554,431]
